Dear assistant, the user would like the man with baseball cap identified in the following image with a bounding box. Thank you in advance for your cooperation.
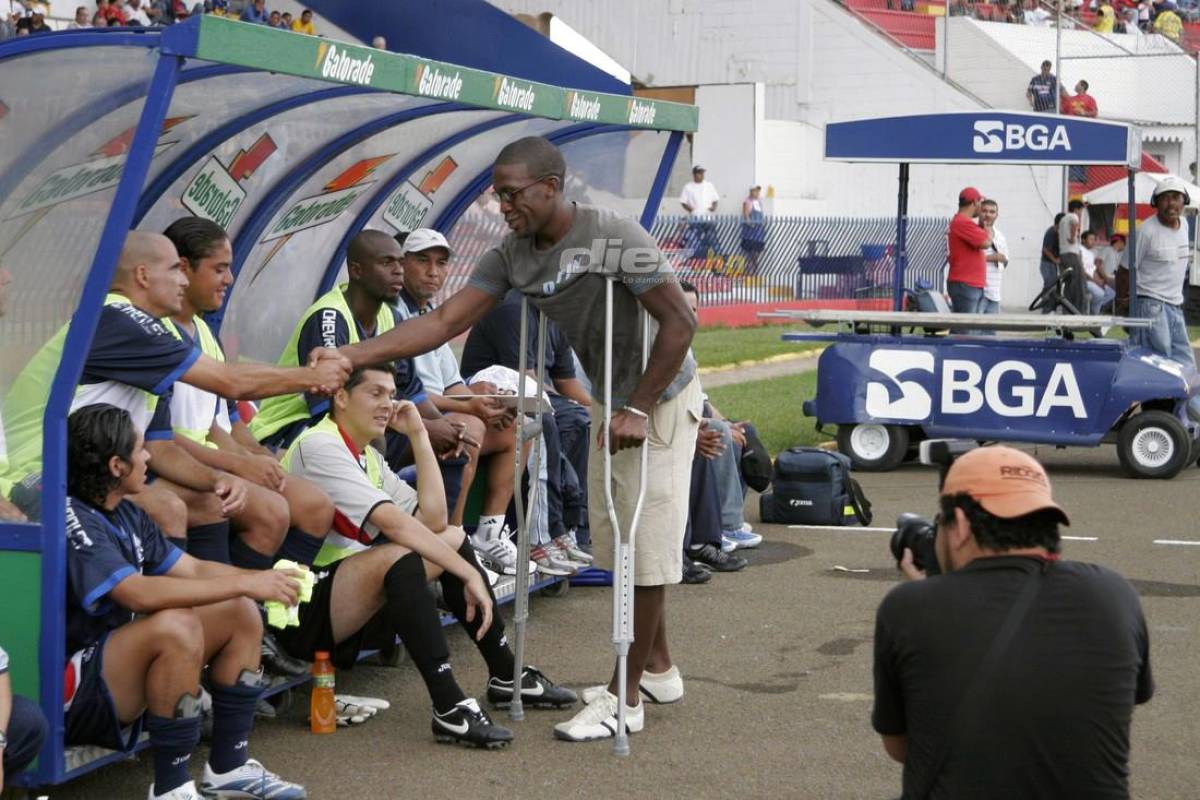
[946,187,993,314]
[873,446,1153,798]
[1135,176,1194,367]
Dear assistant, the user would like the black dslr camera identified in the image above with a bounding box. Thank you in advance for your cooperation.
[888,440,978,577]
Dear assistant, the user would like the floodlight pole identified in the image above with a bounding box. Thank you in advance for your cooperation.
[1057,0,1067,212]
[1127,168,1138,307]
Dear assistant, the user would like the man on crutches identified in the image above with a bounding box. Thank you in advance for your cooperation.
[335,136,700,745]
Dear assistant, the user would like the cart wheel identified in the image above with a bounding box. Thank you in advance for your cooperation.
[836,423,910,471]
[1117,410,1190,479]
[541,578,570,598]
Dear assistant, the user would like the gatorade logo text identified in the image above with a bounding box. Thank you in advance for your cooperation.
[568,92,602,121]
[628,99,657,126]
[318,44,376,86]
[864,349,1087,421]
[973,120,1071,154]
[416,65,463,100]
[495,77,536,111]
[182,156,245,229]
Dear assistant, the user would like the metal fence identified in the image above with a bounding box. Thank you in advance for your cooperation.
[441,213,952,308]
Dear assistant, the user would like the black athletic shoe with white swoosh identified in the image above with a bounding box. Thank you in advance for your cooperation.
[486,666,578,709]
[431,698,513,749]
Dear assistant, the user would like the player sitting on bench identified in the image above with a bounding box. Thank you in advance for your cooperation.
[273,363,576,748]
[64,403,305,800]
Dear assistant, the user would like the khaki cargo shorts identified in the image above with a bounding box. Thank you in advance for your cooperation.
[586,377,703,586]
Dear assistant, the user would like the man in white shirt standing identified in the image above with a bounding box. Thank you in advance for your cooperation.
[1135,177,1194,367]
[679,166,720,261]
[1057,199,1088,313]
[1080,230,1116,314]
[979,198,1008,315]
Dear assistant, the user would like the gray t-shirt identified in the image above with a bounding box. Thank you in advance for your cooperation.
[468,203,696,408]
[1134,214,1190,305]
[1058,212,1081,256]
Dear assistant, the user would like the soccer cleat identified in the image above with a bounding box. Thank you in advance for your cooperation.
[260,630,310,677]
[198,758,306,799]
[689,543,748,572]
[723,527,763,549]
[553,690,643,742]
[150,781,201,800]
[432,698,514,749]
[581,665,685,706]
[487,666,578,709]
[530,544,578,576]
[552,533,594,564]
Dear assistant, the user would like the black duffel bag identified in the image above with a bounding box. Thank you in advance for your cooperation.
[759,447,872,526]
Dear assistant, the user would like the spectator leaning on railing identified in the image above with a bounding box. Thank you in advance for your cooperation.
[1062,80,1098,117]
[1026,61,1059,113]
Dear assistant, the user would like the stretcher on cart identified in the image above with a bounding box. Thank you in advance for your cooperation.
[764,309,1200,479]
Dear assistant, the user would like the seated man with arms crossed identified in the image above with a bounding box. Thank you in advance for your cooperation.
[274,364,575,747]
[392,229,529,574]
[64,404,305,800]
[2,232,350,570]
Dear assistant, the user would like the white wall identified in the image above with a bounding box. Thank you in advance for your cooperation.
[691,83,762,215]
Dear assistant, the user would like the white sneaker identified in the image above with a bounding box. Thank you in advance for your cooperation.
[148,781,200,800]
[472,534,520,575]
[531,544,578,576]
[198,758,306,799]
[553,533,594,564]
[549,538,590,569]
[553,690,644,742]
[580,665,685,705]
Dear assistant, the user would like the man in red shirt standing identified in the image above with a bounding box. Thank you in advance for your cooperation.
[1062,80,1098,117]
[946,187,993,314]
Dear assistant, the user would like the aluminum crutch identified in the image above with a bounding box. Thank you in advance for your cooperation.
[603,277,650,757]
[509,295,548,721]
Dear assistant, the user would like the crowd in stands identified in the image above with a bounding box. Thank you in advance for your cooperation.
[0,0,317,37]
[0,176,764,794]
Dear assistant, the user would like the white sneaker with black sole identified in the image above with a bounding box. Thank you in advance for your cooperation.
[580,665,684,705]
[553,690,643,742]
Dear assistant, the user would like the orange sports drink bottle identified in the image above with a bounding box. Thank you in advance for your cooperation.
[310,651,336,734]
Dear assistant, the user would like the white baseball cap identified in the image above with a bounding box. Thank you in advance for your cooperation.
[401,228,452,256]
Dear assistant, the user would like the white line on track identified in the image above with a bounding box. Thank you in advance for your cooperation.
[1152,539,1200,546]
[1061,536,1099,542]
[786,525,894,533]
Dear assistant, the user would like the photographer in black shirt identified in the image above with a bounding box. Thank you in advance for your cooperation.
[874,446,1153,799]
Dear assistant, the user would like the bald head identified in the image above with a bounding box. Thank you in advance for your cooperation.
[347,229,404,303]
[347,229,399,266]
[112,230,188,317]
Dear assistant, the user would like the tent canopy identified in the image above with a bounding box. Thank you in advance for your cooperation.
[825,110,1141,166]
[0,16,695,788]
[1084,171,1200,209]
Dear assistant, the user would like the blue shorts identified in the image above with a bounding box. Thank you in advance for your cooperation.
[64,631,142,753]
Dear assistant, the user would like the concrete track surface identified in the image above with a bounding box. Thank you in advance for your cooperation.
[45,446,1200,799]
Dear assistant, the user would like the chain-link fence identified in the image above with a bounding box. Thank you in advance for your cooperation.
[443,213,952,308]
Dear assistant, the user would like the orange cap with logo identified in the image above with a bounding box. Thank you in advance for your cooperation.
[941,446,1069,524]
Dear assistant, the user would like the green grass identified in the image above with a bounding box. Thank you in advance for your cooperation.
[706,370,832,456]
[691,323,819,369]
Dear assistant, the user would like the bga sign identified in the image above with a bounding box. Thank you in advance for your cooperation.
[824,112,1135,165]
[864,349,1088,421]
[973,120,1071,154]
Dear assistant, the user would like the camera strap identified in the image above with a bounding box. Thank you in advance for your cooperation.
[913,562,1048,799]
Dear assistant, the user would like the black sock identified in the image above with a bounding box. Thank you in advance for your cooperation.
[229,535,273,571]
[384,552,465,714]
[276,526,324,568]
[441,538,515,680]
[208,672,263,774]
[144,709,201,794]
[167,537,187,551]
[186,521,231,564]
